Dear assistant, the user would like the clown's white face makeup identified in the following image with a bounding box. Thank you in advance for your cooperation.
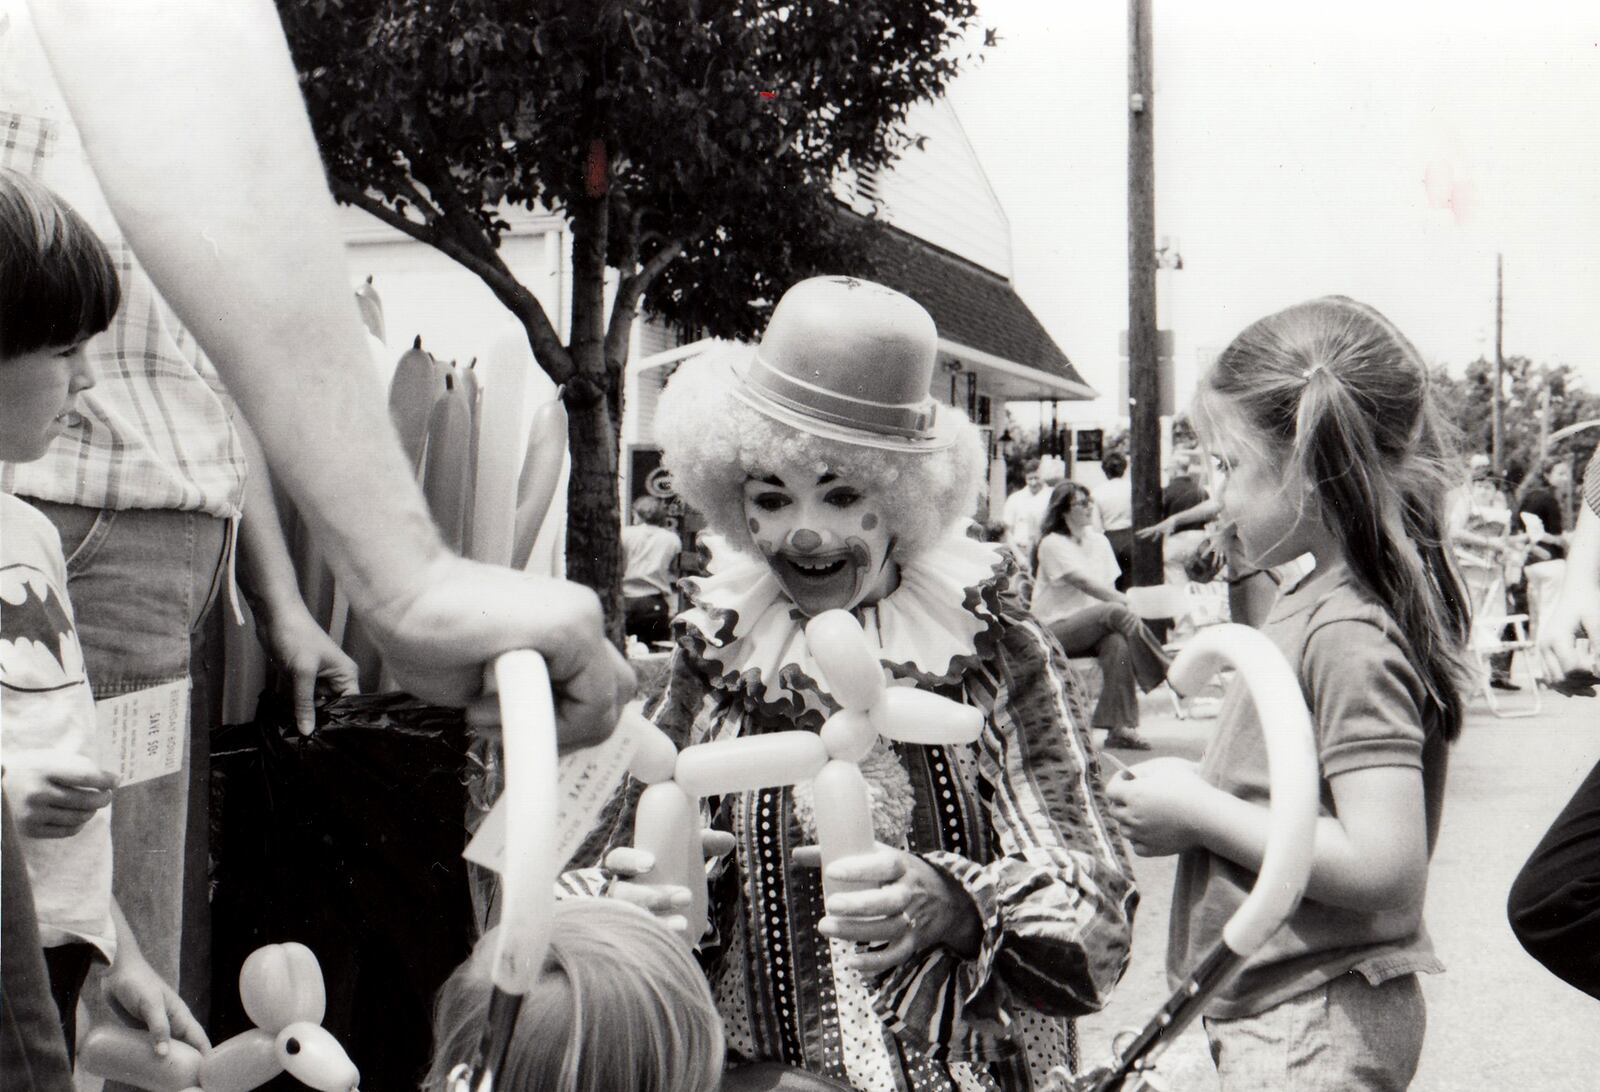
[742,470,897,617]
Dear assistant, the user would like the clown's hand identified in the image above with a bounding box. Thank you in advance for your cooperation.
[600,831,731,940]
[794,844,981,974]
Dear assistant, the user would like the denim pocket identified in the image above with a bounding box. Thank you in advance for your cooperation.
[61,508,119,574]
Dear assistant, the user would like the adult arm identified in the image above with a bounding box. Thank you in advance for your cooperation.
[29,0,631,738]
[1137,497,1220,541]
[234,420,360,736]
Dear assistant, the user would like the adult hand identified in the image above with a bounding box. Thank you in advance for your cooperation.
[598,830,733,941]
[796,844,981,974]
[260,608,361,736]
[1106,757,1211,857]
[377,555,635,750]
[0,752,116,838]
[1136,518,1173,543]
[104,949,212,1057]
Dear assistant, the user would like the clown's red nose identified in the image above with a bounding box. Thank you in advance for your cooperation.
[788,529,823,553]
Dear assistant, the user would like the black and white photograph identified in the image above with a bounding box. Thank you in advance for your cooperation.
[2,2,1597,1090]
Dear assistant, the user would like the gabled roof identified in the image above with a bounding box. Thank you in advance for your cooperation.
[863,223,1094,398]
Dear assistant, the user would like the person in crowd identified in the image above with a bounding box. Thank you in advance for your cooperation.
[1153,449,1210,586]
[1109,297,1470,1090]
[423,900,724,1092]
[1032,482,1172,752]
[1509,448,1600,1000]
[1517,457,1573,636]
[622,496,683,649]
[1001,457,1050,564]
[1,167,209,1082]
[1447,467,1527,690]
[1093,449,1135,590]
[575,278,1134,1090]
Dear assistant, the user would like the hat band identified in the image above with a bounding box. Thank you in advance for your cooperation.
[743,350,936,439]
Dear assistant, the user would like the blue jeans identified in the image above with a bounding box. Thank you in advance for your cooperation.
[23,500,227,1012]
[1048,603,1170,729]
[1204,972,1426,1091]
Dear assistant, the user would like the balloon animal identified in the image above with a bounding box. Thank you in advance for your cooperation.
[79,942,359,1092]
[628,608,984,940]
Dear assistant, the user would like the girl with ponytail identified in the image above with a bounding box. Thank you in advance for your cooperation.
[1108,297,1469,1090]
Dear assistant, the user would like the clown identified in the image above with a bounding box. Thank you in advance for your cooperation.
[585,278,1134,1091]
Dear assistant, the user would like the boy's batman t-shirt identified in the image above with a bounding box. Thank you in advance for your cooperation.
[1,492,114,956]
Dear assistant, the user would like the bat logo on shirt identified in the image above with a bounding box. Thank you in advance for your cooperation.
[0,563,83,690]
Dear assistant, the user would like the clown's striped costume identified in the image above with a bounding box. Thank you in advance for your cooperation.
[575,534,1136,1090]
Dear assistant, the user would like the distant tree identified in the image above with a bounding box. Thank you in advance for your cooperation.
[1433,356,1600,500]
[279,0,982,635]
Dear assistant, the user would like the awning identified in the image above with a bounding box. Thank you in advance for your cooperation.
[863,224,1095,401]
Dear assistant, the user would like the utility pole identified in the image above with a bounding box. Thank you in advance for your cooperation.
[1491,253,1504,476]
[1127,0,1161,586]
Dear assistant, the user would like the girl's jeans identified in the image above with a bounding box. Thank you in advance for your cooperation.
[25,500,227,1025]
[1204,972,1425,1091]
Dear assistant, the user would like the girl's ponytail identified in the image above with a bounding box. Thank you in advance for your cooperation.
[1203,297,1472,740]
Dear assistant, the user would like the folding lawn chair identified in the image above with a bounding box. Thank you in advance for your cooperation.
[1466,561,1543,719]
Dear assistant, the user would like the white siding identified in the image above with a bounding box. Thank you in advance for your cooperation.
[835,99,1012,278]
[339,203,569,367]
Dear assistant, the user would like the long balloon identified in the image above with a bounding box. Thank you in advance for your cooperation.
[1167,625,1318,955]
[489,650,560,996]
[512,395,569,572]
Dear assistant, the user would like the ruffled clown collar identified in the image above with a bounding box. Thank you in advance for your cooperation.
[676,530,1013,728]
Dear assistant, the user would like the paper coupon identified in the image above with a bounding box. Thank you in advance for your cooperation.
[463,702,644,874]
[97,679,188,787]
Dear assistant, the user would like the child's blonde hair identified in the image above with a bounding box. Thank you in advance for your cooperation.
[424,900,724,1092]
[1194,296,1471,738]
[655,343,986,560]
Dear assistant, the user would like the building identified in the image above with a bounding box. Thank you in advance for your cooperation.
[338,98,1090,554]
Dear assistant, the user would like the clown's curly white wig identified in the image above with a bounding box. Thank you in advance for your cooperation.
[655,344,986,560]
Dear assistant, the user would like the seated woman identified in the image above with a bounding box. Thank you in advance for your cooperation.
[1032,481,1172,750]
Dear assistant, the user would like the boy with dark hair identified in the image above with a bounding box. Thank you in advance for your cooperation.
[1,167,207,1079]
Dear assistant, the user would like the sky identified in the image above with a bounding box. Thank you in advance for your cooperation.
[942,0,1600,419]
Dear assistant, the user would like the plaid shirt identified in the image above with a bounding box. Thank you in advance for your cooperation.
[1,19,246,517]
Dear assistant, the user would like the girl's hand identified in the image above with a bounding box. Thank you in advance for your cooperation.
[795,844,982,974]
[104,951,211,1057]
[1106,758,1212,857]
[599,830,734,939]
[1,752,116,838]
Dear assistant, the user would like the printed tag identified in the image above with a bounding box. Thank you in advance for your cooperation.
[97,679,188,787]
[463,704,643,874]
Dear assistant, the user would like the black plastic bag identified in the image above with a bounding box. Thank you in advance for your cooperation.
[210,693,477,1092]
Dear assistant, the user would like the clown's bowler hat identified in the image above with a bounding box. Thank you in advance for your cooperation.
[729,276,959,452]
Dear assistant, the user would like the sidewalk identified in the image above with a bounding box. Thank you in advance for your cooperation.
[1077,687,1600,1091]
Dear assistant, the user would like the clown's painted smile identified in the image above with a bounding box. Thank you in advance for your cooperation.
[742,472,896,617]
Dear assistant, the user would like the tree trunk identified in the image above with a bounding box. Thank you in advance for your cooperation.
[564,191,626,646]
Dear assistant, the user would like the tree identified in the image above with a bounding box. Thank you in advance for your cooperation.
[278,0,982,636]
[1433,356,1600,499]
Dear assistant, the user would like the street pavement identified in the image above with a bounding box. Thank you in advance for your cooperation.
[1076,685,1600,1091]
